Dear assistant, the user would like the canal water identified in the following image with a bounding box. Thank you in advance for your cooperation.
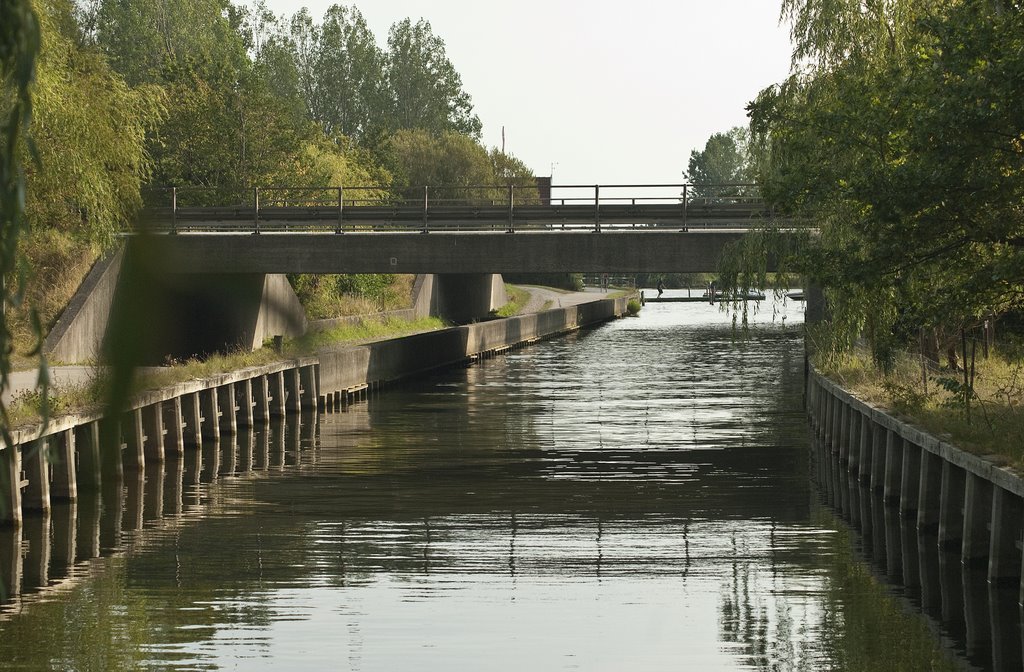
[0,295,1015,670]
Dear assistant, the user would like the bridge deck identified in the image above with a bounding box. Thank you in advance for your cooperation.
[132,230,764,275]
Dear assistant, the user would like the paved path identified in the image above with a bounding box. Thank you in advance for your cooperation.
[3,366,97,405]
[515,285,616,314]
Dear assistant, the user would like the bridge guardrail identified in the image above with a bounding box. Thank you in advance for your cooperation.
[139,183,786,234]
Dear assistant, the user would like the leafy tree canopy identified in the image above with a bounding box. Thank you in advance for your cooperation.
[742,0,1024,367]
[685,126,752,198]
[384,18,482,139]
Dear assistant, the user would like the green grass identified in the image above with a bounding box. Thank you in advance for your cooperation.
[818,347,1024,468]
[493,285,531,318]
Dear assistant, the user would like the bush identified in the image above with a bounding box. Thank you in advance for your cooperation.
[627,299,642,315]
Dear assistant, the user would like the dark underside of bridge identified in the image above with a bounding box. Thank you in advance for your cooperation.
[133,230,768,275]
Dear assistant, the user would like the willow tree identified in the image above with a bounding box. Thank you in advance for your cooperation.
[736,0,1024,368]
[0,0,40,442]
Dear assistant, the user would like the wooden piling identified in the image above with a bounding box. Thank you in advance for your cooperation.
[938,461,966,549]
[916,450,943,532]
[217,384,238,435]
[237,379,255,428]
[50,430,77,501]
[882,429,903,505]
[987,487,1022,583]
[123,408,146,471]
[22,438,51,513]
[961,472,993,566]
[142,402,166,463]
[899,440,921,517]
[1,443,23,527]
[164,397,186,456]
[858,413,873,483]
[202,388,220,441]
[182,392,204,447]
[75,423,102,491]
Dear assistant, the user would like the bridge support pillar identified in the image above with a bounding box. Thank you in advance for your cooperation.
[435,274,507,323]
[805,283,826,323]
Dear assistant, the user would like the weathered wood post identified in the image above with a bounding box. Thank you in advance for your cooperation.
[217,384,238,435]
[182,392,204,447]
[50,429,77,501]
[75,423,102,492]
[858,414,873,483]
[899,439,921,517]
[123,408,146,471]
[1,443,23,526]
[142,402,166,463]
[916,450,943,532]
[164,397,186,456]
[938,461,966,549]
[987,487,1022,584]
[882,429,903,505]
[22,438,51,513]
[961,472,993,566]
[202,388,220,441]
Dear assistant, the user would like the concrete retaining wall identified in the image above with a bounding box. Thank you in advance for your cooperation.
[807,369,1024,599]
[317,297,625,395]
[44,249,124,363]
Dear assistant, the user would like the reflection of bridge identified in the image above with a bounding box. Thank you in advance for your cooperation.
[137,183,793,274]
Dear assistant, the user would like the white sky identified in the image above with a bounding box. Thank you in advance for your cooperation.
[264,0,794,187]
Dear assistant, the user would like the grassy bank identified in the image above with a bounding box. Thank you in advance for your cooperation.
[493,285,530,318]
[818,347,1024,468]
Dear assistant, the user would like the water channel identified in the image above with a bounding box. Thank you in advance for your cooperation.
[0,295,1018,670]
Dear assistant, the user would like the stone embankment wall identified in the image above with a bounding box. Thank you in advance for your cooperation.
[808,369,1024,597]
[2,296,629,526]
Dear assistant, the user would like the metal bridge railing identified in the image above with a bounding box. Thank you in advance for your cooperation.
[139,183,780,234]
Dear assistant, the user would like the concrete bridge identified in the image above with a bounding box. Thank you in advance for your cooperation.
[138,183,790,275]
[48,183,801,364]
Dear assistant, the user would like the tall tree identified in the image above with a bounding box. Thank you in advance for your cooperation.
[311,4,383,139]
[685,126,751,198]
[95,0,248,85]
[383,18,481,139]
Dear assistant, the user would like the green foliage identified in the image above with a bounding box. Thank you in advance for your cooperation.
[382,129,535,202]
[295,315,445,353]
[626,299,642,315]
[743,0,1024,366]
[0,0,41,443]
[28,0,164,245]
[290,273,411,320]
[95,0,249,85]
[493,285,530,318]
[384,18,481,139]
[308,4,383,140]
[685,126,753,198]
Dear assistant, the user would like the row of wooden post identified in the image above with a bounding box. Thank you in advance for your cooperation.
[808,374,1024,598]
[1,410,322,607]
[2,364,320,527]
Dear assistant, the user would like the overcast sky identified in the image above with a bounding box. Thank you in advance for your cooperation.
[263,0,794,187]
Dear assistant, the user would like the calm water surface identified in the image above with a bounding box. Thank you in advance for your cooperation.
[0,297,1001,670]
